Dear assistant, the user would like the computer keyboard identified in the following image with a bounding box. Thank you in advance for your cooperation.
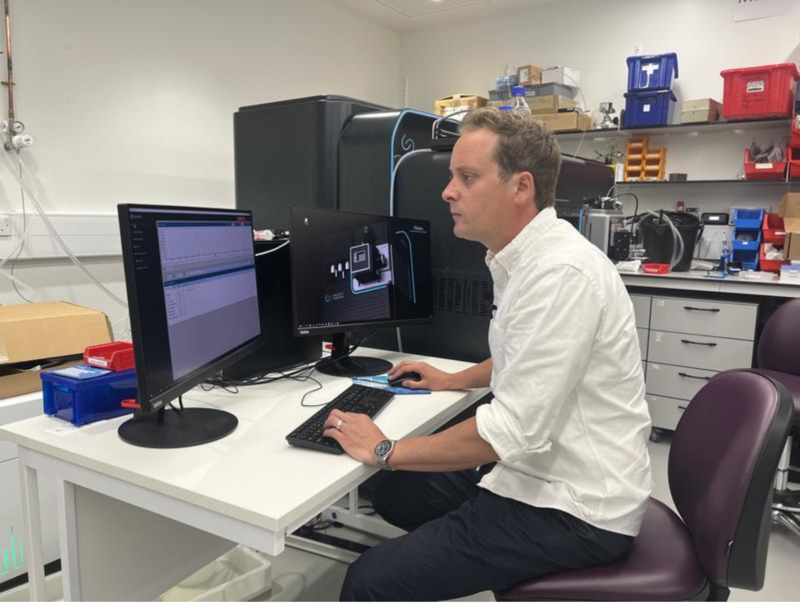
[286,384,395,454]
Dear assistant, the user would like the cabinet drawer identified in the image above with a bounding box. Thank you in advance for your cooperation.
[638,328,648,360]
[648,331,753,372]
[630,295,651,329]
[646,363,717,401]
[647,395,688,431]
[650,297,757,340]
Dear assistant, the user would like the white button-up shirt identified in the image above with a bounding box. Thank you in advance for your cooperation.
[476,207,653,536]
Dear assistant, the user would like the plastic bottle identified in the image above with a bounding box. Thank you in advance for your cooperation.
[719,231,729,274]
[511,86,531,115]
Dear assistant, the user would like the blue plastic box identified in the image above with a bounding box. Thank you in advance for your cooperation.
[624,90,677,127]
[42,366,137,426]
[733,209,765,230]
[627,53,679,91]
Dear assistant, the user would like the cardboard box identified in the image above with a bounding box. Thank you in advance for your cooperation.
[536,111,593,132]
[779,193,800,260]
[542,66,581,87]
[681,98,722,124]
[517,64,543,86]
[0,360,81,399]
[434,94,488,117]
[528,95,579,114]
[0,302,112,365]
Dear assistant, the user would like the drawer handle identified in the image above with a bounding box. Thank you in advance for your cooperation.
[678,372,712,381]
[683,306,721,313]
[680,339,718,347]
[678,405,688,411]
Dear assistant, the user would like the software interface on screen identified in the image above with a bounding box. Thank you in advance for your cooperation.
[126,207,261,406]
[291,207,433,334]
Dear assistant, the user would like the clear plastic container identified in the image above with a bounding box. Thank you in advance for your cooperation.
[511,86,531,115]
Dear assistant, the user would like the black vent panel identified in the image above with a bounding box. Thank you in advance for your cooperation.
[433,273,493,317]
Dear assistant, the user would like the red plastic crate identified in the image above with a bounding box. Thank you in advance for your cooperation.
[743,148,788,181]
[791,147,800,180]
[762,213,786,246]
[760,243,788,274]
[84,341,135,372]
[793,119,800,149]
[721,63,799,120]
[643,263,671,274]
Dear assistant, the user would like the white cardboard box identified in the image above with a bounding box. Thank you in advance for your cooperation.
[543,66,581,87]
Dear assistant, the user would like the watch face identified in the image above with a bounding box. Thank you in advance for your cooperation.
[375,440,392,457]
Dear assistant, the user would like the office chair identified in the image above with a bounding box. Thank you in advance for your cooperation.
[750,298,800,539]
[494,370,792,602]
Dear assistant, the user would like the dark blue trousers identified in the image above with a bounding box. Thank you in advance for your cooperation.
[340,469,634,601]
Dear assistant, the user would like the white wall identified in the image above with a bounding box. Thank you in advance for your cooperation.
[400,0,800,217]
[0,0,400,327]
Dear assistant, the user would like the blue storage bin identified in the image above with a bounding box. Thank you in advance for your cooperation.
[732,229,762,251]
[733,209,765,230]
[42,366,137,426]
[731,248,759,271]
[627,53,679,91]
[624,90,677,127]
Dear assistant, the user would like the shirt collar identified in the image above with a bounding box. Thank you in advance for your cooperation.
[485,207,557,274]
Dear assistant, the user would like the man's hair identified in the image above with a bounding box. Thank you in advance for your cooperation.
[460,108,562,210]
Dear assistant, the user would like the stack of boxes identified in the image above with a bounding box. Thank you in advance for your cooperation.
[623,53,679,128]
[486,65,590,132]
[624,137,667,181]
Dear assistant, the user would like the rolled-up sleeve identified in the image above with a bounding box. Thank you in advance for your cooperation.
[476,265,604,464]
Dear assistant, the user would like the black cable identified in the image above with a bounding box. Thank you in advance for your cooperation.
[614,192,639,218]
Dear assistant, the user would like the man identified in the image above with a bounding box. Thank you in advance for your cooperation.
[323,108,652,601]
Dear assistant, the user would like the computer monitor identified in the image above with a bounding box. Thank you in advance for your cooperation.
[118,204,262,448]
[290,207,434,377]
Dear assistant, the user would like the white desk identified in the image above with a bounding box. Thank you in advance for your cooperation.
[620,270,800,298]
[0,349,487,601]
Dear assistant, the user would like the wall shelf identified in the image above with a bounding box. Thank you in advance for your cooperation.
[616,179,799,187]
[554,118,791,141]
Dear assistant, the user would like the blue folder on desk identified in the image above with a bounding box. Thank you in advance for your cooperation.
[351,375,431,395]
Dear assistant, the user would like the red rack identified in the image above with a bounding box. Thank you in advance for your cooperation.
[84,342,135,372]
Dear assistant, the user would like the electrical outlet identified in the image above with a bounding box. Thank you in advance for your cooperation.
[633,44,641,55]
[0,214,11,237]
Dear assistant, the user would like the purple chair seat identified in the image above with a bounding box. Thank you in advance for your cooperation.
[495,499,708,601]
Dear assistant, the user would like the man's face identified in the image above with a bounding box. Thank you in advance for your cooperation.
[442,128,517,249]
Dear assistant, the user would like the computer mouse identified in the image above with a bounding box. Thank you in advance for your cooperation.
[388,371,422,387]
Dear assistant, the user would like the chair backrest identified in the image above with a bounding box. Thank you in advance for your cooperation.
[758,299,800,375]
[668,370,792,591]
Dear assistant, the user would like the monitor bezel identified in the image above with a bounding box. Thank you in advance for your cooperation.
[289,206,435,338]
[118,203,263,414]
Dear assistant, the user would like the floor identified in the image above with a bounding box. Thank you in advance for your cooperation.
[258,437,800,601]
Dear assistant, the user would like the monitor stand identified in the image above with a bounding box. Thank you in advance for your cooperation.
[118,407,238,449]
[316,333,393,378]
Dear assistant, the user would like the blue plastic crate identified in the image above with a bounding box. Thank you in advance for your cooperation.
[627,53,679,91]
[731,248,759,271]
[732,229,762,251]
[42,366,137,426]
[733,209,765,230]
[624,90,677,127]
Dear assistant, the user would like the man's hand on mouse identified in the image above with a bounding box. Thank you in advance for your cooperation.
[388,361,454,391]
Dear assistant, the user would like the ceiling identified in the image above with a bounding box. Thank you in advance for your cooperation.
[330,0,566,32]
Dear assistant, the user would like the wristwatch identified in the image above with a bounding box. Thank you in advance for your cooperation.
[374,439,396,471]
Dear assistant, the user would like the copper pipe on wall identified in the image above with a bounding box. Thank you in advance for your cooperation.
[3,0,13,121]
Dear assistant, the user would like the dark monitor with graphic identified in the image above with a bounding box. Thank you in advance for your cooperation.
[290,207,433,377]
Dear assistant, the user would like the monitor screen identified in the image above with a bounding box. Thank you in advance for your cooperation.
[291,207,434,336]
[119,204,262,421]
[290,207,433,378]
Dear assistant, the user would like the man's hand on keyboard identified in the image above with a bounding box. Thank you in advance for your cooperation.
[323,409,386,466]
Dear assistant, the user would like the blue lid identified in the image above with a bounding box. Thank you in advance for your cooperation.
[511,86,525,96]
[498,105,513,111]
